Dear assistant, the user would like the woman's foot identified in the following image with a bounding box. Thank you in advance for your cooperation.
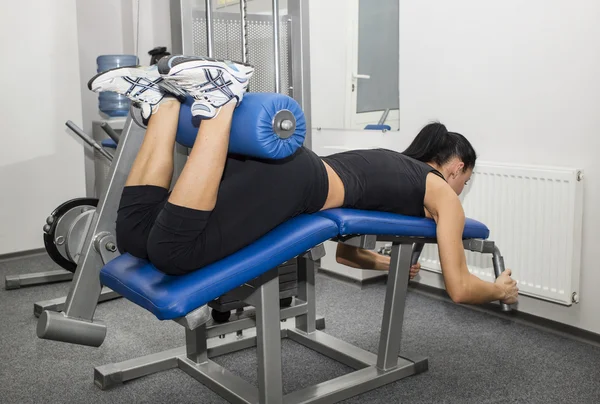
[87,65,185,119]
[157,55,254,119]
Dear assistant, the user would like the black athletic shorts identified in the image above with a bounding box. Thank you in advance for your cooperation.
[115,147,329,275]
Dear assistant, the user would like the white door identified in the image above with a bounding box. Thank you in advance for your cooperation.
[345,0,399,131]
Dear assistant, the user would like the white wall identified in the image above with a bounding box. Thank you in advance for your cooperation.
[0,0,85,254]
[131,0,173,64]
[396,0,600,333]
[309,0,352,130]
[77,0,172,196]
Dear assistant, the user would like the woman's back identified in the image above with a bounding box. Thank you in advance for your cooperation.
[321,148,444,217]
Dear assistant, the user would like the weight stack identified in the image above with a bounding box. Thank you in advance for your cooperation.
[208,258,299,315]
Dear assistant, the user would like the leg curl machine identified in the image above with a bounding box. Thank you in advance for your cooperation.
[36,88,511,404]
[35,2,510,402]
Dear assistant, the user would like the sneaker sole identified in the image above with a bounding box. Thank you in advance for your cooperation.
[159,57,254,84]
[87,65,161,91]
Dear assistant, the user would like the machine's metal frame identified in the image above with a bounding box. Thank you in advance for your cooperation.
[5,269,73,290]
[94,243,428,403]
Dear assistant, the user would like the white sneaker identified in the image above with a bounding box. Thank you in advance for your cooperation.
[87,65,184,119]
[157,55,254,119]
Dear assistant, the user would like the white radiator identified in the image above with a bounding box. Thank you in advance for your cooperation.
[419,162,584,306]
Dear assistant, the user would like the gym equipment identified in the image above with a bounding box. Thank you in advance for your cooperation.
[43,197,99,273]
[88,209,503,403]
[176,93,306,159]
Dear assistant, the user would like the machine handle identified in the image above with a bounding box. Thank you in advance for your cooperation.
[65,121,113,162]
[100,122,120,144]
[411,242,425,267]
[353,73,371,80]
[492,247,512,312]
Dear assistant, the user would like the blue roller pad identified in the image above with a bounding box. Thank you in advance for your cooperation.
[101,209,490,320]
[175,92,306,159]
[317,208,490,240]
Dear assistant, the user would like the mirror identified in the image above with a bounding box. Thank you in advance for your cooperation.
[309,0,399,132]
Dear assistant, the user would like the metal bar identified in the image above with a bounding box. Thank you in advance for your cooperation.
[94,346,184,389]
[205,0,214,57]
[169,0,184,54]
[5,269,73,290]
[295,256,316,333]
[286,15,293,95]
[463,238,496,254]
[34,287,120,318]
[376,243,413,371]
[186,324,208,363]
[206,319,322,358]
[239,0,248,64]
[411,242,425,266]
[284,363,419,404]
[272,0,281,93]
[377,109,390,125]
[37,118,145,347]
[64,118,143,319]
[179,358,258,404]
[253,270,284,403]
[100,122,120,144]
[288,0,312,149]
[287,329,374,370]
[66,121,113,162]
[339,235,377,250]
[204,304,324,339]
[492,246,512,312]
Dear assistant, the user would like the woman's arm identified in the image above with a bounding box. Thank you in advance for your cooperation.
[424,173,518,304]
[335,243,422,278]
[336,243,390,270]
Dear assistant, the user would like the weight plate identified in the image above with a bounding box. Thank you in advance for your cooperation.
[43,198,98,272]
[65,209,96,263]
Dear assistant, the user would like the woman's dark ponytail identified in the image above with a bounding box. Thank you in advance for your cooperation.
[402,122,477,171]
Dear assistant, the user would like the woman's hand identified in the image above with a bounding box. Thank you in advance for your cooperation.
[495,269,519,304]
[409,262,421,279]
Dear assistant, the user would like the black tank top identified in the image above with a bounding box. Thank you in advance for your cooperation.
[321,148,445,217]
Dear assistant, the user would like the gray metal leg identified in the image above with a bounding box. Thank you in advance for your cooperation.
[95,346,183,389]
[246,269,284,403]
[186,324,208,364]
[5,269,73,290]
[295,256,317,333]
[37,117,146,347]
[376,243,413,371]
[34,287,120,318]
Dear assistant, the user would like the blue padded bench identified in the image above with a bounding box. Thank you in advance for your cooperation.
[317,208,489,240]
[100,210,490,321]
[94,209,500,404]
[100,214,338,320]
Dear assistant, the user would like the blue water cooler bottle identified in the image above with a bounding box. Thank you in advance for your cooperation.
[96,55,138,117]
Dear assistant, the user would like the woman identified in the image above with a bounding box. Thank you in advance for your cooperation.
[89,55,518,306]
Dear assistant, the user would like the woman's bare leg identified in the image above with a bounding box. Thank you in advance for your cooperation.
[167,102,236,210]
[125,99,181,188]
